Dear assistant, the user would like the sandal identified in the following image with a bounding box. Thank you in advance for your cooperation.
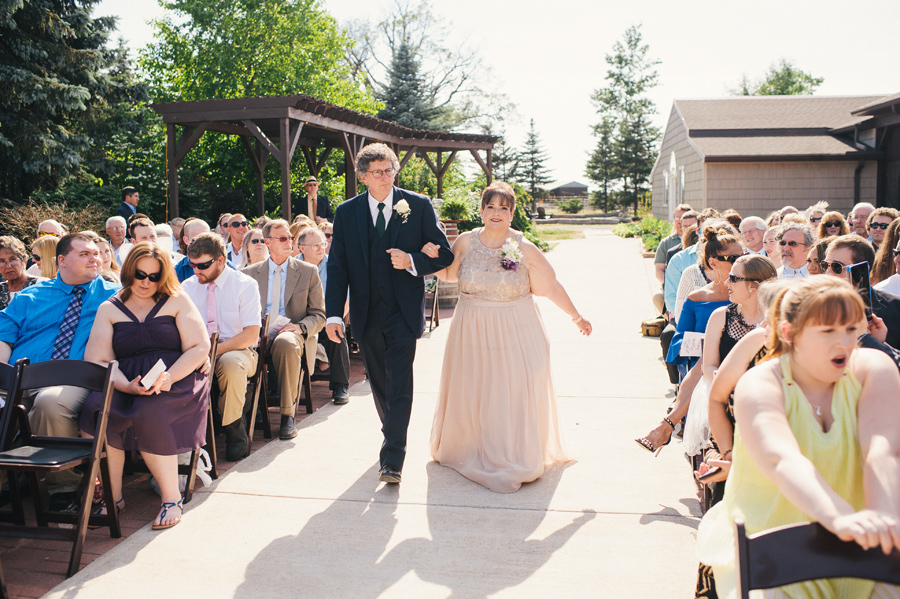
[152,498,184,530]
[635,417,676,457]
[89,497,125,529]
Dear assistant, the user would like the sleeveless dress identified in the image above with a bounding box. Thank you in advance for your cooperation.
[697,354,873,599]
[79,295,209,456]
[429,229,571,493]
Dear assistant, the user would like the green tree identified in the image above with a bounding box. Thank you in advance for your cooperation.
[589,25,661,216]
[518,119,551,205]
[377,41,437,129]
[731,59,824,96]
[0,0,118,201]
[585,116,617,211]
[491,132,519,183]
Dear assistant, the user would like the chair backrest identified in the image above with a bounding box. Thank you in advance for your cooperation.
[18,359,112,394]
[735,519,900,598]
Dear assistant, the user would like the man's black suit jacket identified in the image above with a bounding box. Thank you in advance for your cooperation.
[295,194,334,222]
[873,287,900,349]
[325,188,453,339]
[113,202,135,222]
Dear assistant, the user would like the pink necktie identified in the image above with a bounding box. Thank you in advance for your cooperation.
[207,281,218,336]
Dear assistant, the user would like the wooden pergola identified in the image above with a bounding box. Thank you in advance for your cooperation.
[151,95,498,219]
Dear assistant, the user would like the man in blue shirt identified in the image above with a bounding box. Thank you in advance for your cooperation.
[0,233,119,501]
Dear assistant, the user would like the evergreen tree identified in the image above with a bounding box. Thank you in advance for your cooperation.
[492,132,519,183]
[519,119,551,204]
[585,116,617,211]
[731,59,824,96]
[377,41,437,129]
[0,0,117,201]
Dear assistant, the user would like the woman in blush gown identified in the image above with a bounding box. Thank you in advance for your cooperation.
[424,182,592,493]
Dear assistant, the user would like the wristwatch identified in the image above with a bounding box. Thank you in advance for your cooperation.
[298,323,308,338]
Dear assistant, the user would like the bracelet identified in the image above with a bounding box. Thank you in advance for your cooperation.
[572,314,584,324]
[663,417,676,429]
[722,449,733,459]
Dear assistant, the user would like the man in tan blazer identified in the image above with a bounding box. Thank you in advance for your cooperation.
[243,219,326,439]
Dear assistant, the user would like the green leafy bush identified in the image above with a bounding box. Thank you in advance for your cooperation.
[558,198,583,214]
[612,216,671,252]
[440,196,473,221]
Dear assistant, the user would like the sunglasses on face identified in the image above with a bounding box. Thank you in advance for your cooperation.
[230,221,249,228]
[779,240,808,248]
[869,222,890,230]
[892,248,900,258]
[818,261,846,275]
[37,231,58,237]
[249,238,265,244]
[809,217,822,223]
[713,254,740,264]
[190,258,216,271]
[267,236,292,244]
[32,254,41,262]
[324,233,333,239]
[134,269,162,282]
[823,221,842,229]
[728,274,759,283]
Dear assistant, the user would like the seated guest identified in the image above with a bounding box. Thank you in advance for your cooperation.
[720,209,742,231]
[297,228,350,404]
[817,210,850,239]
[0,236,45,310]
[823,235,900,349]
[776,222,814,278]
[96,239,121,283]
[290,219,314,258]
[35,219,66,241]
[779,205,799,218]
[781,213,806,226]
[129,217,157,245]
[0,233,119,509]
[875,228,900,296]
[664,208,717,314]
[169,218,185,253]
[175,218,210,282]
[738,216,766,255]
[238,227,268,269]
[28,235,59,278]
[243,219,326,440]
[765,211,781,227]
[654,203,691,285]
[805,200,828,226]
[664,211,698,268]
[697,276,900,599]
[154,223,183,258]
[216,213,232,237]
[866,207,900,251]
[319,221,334,254]
[105,215,131,266]
[226,214,249,266]
[762,226,781,267]
[805,236,835,275]
[673,220,738,322]
[183,233,261,461]
[849,201,875,237]
[253,216,270,230]
[873,219,900,286]
[80,242,209,530]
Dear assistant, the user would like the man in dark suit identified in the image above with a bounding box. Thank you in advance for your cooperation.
[113,186,139,221]
[823,235,900,349]
[325,143,453,484]
[295,176,333,223]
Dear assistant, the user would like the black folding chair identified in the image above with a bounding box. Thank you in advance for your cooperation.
[0,360,121,577]
[0,359,27,526]
[735,519,900,598]
[247,315,272,441]
[0,557,8,599]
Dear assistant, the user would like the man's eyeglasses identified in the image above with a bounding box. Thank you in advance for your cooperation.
[713,254,740,264]
[249,238,265,244]
[818,261,846,275]
[365,168,395,179]
[229,221,249,228]
[267,236,292,243]
[134,269,162,282]
[869,222,890,230]
[728,274,759,284]
[302,242,328,249]
[37,231,58,237]
[189,258,216,271]
[779,240,808,248]
[823,221,842,229]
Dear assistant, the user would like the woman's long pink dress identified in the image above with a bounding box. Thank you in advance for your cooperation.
[429,229,571,493]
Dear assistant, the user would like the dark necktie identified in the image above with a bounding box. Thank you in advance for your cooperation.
[376,203,386,238]
[52,286,86,360]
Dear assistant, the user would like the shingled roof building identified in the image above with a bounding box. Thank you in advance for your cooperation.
[650,94,900,220]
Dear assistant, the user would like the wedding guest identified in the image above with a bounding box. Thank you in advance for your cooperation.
[762,226,782,268]
[720,209,742,231]
[253,216,270,230]
[29,235,58,279]
[225,214,249,266]
[776,222,814,278]
[665,212,699,269]
[873,219,900,286]
[290,220,313,258]
[296,176,333,224]
[697,276,900,599]
[113,186,140,221]
[170,218,185,253]
[216,213,233,238]
[781,213,806,226]
[36,219,66,240]
[183,233,261,461]
[244,219,326,440]
[866,207,900,251]
[175,219,211,282]
[0,233,118,509]
[875,232,900,296]
[0,236,45,310]
[154,223,180,255]
[673,220,738,322]
[738,216,766,254]
[297,228,349,404]
[106,215,131,266]
[779,205,799,218]
[81,242,210,530]
[849,202,875,237]
[319,221,334,254]
[817,211,850,239]
[238,227,269,268]
[129,217,157,245]
[654,203,692,285]
[805,200,828,226]
[806,236,836,275]
[765,211,781,227]
[96,239,121,283]
[664,208,719,314]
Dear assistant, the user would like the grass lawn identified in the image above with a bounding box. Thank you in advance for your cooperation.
[534,226,586,242]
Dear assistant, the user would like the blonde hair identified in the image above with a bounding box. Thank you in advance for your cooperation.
[31,236,59,279]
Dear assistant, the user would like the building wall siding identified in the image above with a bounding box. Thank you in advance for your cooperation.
[651,105,704,220]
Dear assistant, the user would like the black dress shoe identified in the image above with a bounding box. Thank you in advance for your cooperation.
[279,415,298,440]
[379,466,401,484]
[223,419,251,461]
[332,385,349,405]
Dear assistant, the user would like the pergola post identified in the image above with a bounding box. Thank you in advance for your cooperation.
[419,150,457,199]
[469,148,493,185]
[341,133,363,199]
[280,118,292,219]
[166,124,179,218]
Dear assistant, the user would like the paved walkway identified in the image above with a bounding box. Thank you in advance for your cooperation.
[42,228,700,598]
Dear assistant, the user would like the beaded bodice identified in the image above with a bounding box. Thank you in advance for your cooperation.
[458,229,531,302]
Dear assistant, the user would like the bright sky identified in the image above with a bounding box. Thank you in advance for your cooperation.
[98,0,900,189]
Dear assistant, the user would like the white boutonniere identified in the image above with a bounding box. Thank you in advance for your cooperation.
[394,199,411,223]
[500,238,522,271]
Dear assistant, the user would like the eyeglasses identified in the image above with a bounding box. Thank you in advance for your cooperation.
[809,217,822,223]
[818,261,845,275]
[779,240,808,248]
[728,274,759,283]
[249,238,265,244]
[229,221,249,228]
[869,222,890,230]
[31,254,41,262]
[365,168,395,179]
[892,248,900,258]
[268,236,292,243]
[37,231,58,237]
[823,221,842,228]
[713,255,740,264]
[134,269,162,282]
[302,242,328,249]
[190,258,216,271]
[324,233,333,239]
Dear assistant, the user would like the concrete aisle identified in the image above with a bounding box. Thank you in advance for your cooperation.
[44,228,700,599]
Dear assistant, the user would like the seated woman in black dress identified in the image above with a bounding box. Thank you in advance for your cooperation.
[81,242,210,530]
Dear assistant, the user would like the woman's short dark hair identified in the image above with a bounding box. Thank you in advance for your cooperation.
[120,242,181,302]
[0,236,27,262]
[480,181,516,211]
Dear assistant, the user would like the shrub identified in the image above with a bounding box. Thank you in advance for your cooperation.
[0,198,109,241]
[612,216,671,252]
[440,196,473,221]
[559,198,583,214]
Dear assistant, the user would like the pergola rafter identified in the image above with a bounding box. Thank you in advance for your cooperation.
[152,94,498,219]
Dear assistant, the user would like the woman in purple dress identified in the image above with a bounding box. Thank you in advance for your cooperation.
[81,242,210,530]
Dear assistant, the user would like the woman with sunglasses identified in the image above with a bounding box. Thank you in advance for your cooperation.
[637,224,740,455]
[816,211,850,239]
[319,221,334,254]
[81,242,210,530]
[28,235,59,278]
[806,235,836,275]
[238,227,268,268]
[872,219,900,287]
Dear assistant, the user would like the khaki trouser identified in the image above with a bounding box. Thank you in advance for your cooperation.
[270,331,308,415]
[24,386,90,494]
[214,348,257,427]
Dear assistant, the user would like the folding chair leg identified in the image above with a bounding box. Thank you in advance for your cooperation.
[182,449,200,504]
[248,364,272,440]
[204,401,218,480]
[0,558,8,599]
[6,473,26,526]
[28,472,47,527]
[96,454,121,538]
